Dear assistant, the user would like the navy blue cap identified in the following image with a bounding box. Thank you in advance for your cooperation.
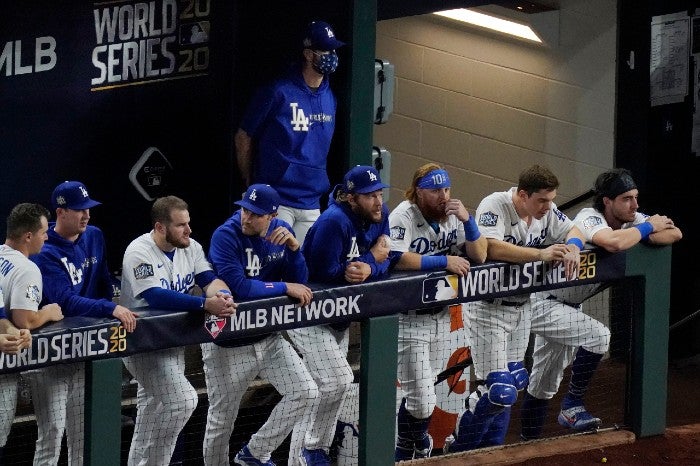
[302,20,345,51]
[52,181,101,210]
[343,165,388,194]
[235,184,280,215]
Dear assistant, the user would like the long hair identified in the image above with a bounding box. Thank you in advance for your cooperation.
[405,162,445,203]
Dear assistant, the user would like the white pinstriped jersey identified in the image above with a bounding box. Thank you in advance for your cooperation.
[120,232,213,309]
[0,244,42,313]
[546,207,649,304]
[476,188,573,247]
[477,187,574,301]
[389,200,466,256]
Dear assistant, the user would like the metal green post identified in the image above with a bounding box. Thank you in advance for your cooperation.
[84,358,123,464]
[625,243,672,436]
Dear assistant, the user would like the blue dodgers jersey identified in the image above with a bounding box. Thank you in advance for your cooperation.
[209,211,308,300]
[239,64,336,209]
[31,223,116,318]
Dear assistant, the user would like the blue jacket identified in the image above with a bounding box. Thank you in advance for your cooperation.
[31,223,116,318]
[239,63,336,209]
[209,210,308,346]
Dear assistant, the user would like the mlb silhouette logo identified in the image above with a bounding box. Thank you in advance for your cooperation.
[422,275,459,303]
[205,314,227,339]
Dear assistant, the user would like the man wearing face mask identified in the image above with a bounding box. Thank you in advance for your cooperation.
[235,20,345,244]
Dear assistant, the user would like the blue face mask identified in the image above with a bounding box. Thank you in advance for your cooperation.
[312,51,339,74]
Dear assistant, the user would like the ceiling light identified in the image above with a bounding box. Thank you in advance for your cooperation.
[433,8,542,43]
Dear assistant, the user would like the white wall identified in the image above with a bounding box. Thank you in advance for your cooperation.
[374,0,617,213]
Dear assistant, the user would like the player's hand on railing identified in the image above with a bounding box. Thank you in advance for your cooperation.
[345,261,371,284]
[113,305,138,333]
[446,256,471,276]
[40,303,64,322]
[562,247,581,281]
[646,214,675,232]
[205,294,237,317]
[370,234,391,263]
[16,328,32,350]
[286,283,313,306]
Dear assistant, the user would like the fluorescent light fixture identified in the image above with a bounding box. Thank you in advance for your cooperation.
[433,8,542,43]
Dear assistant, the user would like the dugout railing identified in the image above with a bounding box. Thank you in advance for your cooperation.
[0,243,672,465]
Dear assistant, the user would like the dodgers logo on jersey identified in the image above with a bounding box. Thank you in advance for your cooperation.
[25,285,41,304]
[479,211,498,227]
[290,102,309,132]
[390,226,405,241]
[347,237,360,261]
[582,215,603,231]
[133,263,154,280]
[245,248,261,277]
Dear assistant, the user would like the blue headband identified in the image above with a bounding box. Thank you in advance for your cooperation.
[416,169,451,189]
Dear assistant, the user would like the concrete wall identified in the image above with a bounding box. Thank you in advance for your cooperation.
[374,0,617,213]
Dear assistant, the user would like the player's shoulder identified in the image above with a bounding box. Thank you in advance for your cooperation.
[389,200,416,220]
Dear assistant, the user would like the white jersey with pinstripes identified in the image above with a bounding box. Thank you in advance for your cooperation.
[120,231,213,308]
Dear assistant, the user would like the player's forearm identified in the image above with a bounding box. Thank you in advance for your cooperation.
[394,251,422,271]
[648,226,683,246]
[11,309,52,330]
[486,239,542,263]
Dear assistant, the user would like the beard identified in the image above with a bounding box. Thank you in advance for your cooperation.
[165,229,190,248]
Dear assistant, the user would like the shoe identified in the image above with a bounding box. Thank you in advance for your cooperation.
[558,405,602,431]
[413,433,433,458]
[299,447,330,466]
[234,444,276,466]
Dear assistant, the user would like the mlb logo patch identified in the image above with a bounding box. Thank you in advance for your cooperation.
[479,211,499,227]
[422,275,459,303]
[133,263,154,280]
[582,215,603,230]
[390,226,405,241]
[25,285,41,304]
[205,314,227,339]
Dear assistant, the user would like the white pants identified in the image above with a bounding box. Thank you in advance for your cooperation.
[0,373,18,446]
[24,363,85,466]
[276,206,320,246]
[526,292,610,399]
[466,299,532,379]
[201,334,317,465]
[123,348,197,466]
[287,325,353,465]
[397,309,449,419]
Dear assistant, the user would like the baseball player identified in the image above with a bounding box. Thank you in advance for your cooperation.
[520,168,682,439]
[0,203,64,462]
[235,20,345,243]
[447,165,584,452]
[204,184,317,466]
[389,163,487,461]
[29,181,137,466]
[288,165,400,466]
[120,195,235,466]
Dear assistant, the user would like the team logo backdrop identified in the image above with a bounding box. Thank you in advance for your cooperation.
[0,0,236,268]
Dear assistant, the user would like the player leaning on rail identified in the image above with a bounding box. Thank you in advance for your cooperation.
[520,168,682,440]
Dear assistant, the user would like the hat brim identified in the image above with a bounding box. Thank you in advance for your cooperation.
[235,200,270,215]
[62,199,102,210]
[352,182,389,194]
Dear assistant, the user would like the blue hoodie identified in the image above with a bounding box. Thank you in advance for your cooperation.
[31,223,116,318]
[239,63,336,209]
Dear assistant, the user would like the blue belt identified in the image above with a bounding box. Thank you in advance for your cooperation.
[484,298,526,307]
[546,294,581,309]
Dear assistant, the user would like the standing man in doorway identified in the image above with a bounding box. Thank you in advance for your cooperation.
[235,20,345,244]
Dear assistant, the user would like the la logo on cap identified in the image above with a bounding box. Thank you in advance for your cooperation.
[367,170,377,182]
[79,186,89,198]
[249,189,257,201]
